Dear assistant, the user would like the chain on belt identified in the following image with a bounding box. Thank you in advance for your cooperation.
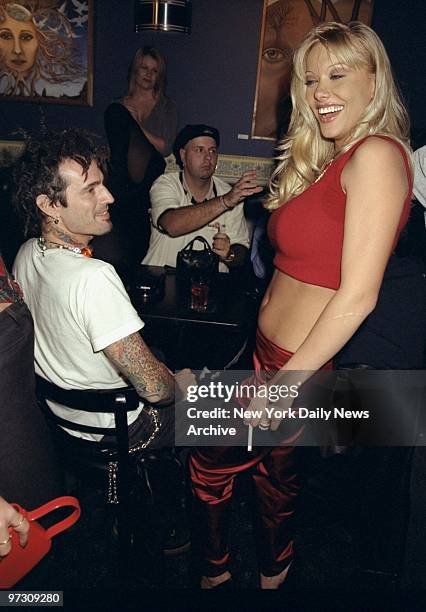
[107,406,160,504]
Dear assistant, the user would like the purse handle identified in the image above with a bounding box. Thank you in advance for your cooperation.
[13,496,81,539]
[182,235,212,253]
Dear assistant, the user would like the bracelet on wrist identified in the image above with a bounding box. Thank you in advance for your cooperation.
[222,250,236,264]
[220,195,233,210]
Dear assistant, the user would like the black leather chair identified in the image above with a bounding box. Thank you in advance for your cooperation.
[34,375,160,570]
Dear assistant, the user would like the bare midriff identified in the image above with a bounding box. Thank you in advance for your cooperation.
[257,269,336,353]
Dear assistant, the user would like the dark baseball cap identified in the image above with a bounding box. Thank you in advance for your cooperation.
[173,124,220,167]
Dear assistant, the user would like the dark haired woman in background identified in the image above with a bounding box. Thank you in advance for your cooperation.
[97,47,178,275]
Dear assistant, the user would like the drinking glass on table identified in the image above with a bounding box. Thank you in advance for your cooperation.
[190,275,209,312]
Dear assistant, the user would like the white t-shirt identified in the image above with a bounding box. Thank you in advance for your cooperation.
[414,145,426,210]
[142,172,250,270]
[13,239,144,440]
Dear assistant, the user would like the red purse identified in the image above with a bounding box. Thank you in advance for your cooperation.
[0,496,81,588]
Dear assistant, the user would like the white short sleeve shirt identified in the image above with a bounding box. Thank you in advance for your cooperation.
[13,239,145,439]
[142,172,250,270]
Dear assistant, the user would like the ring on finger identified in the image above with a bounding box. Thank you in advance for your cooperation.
[0,535,11,546]
[11,514,25,529]
[258,420,270,431]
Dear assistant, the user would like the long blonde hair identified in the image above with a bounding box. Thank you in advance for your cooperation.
[265,21,411,211]
[127,46,167,97]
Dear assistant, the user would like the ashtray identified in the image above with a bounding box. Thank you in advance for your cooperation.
[132,266,165,302]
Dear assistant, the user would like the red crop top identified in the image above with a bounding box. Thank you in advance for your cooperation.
[267,135,412,290]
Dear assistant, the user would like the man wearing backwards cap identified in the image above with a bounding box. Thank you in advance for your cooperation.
[143,124,262,270]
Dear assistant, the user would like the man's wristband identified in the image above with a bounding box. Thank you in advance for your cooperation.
[222,249,236,265]
[219,195,233,210]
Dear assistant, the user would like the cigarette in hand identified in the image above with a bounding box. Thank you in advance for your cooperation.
[247,424,253,451]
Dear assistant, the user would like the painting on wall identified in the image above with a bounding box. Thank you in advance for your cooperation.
[0,138,24,166]
[0,0,93,106]
[251,0,375,140]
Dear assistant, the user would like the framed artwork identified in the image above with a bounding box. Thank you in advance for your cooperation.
[0,0,93,106]
[0,139,25,166]
[251,0,375,140]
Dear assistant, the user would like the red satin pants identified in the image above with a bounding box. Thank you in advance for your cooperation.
[189,329,300,577]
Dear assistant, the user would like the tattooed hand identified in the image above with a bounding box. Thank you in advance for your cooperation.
[104,332,174,404]
[175,368,197,401]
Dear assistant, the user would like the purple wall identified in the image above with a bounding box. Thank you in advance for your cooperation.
[0,0,425,155]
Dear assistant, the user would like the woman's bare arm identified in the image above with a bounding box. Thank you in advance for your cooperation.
[282,137,408,371]
[248,137,409,428]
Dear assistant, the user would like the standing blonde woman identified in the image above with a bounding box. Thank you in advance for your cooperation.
[119,46,177,157]
[190,21,417,589]
[101,47,178,270]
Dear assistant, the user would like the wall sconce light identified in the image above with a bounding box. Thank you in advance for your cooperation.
[135,1,191,34]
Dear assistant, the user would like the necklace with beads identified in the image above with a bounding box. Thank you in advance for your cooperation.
[37,236,93,258]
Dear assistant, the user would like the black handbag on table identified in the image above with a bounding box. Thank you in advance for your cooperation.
[176,235,219,283]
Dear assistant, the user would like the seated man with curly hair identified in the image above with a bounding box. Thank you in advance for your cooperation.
[12,128,190,553]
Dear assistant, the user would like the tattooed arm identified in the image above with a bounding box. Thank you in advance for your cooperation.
[104,332,174,405]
